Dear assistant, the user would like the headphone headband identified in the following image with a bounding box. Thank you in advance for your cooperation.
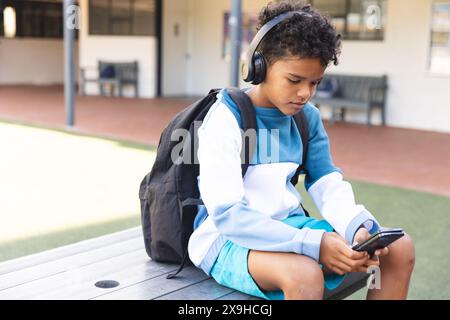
[242,10,312,84]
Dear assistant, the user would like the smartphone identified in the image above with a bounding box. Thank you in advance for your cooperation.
[352,228,404,255]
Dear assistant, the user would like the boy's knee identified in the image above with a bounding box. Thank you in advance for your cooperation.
[390,233,415,271]
[281,257,324,299]
[401,233,416,269]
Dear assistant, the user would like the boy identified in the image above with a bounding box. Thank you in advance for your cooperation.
[188,0,415,300]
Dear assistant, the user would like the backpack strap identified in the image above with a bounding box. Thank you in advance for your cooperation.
[178,88,256,210]
[293,110,311,217]
[226,88,258,178]
[166,249,191,279]
[208,88,221,95]
[291,110,309,186]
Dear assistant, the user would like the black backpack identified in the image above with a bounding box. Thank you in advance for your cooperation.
[138,88,310,279]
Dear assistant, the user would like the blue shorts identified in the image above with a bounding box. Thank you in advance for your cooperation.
[210,214,348,300]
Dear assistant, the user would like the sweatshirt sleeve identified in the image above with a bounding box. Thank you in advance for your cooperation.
[303,105,380,244]
[197,98,325,261]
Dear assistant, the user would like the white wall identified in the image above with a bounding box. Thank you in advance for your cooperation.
[78,0,157,98]
[179,0,450,133]
[326,0,450,132]
[184,0,268,96]
[0,38,78,85]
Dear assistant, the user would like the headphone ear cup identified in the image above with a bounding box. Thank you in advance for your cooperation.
[252,52,267,85]
[241,60,254,83]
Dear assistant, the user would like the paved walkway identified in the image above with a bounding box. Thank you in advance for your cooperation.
[1,85,449,197]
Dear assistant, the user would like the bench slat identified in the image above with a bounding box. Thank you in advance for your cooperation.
[312,97,370,109]
[155,278,235,300]
[28,254,180,300]
[0,236,143,291]
[0,227,142,276]
[93,266,209,300]
[0,248,151,300]
[312,73,387,126]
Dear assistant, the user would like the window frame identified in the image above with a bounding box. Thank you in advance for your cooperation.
[0,4,4,37]
[88,0,157,37]
[0,0,78,40]
[428,1,450,76]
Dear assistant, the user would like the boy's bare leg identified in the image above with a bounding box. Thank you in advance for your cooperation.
[248,250,325,300]
[366,233,415,300]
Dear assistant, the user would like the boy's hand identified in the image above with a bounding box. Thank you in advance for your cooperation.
[353,227,389,260]
[353,227,371,246]
[319,232,370,276]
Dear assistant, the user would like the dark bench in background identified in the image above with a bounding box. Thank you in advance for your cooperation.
[80,60,139,98]
[311,74,388,126]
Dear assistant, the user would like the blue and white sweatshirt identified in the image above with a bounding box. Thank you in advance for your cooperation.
[187,88,380,276]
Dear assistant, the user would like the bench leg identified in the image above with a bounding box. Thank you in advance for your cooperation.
[119,84,123,98]
[100,84,105,96]
[329,108,335,124]
[367,106,372,127]
[340,108,347,122]
[381,106,386,126]
[330,107,340,124]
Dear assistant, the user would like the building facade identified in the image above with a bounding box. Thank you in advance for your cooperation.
[0,0,449,133]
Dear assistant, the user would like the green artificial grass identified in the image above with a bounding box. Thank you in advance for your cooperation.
[0,215,141,263]
[0,121,154,262]
[297,179,450,300]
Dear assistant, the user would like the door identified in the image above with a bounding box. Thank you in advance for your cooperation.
[162,0,190,96]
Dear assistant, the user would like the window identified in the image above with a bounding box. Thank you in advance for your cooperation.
[311,0,386,40]
[429,3,450,74]
[89,0,157,36]
[0,0,77,39]
[0,7,3,37]
[3,7,16,38]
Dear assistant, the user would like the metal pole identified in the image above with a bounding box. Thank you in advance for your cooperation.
[230,0,242,87]
[63,0,76,128]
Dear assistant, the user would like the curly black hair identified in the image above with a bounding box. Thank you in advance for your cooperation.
[256,0,341,67]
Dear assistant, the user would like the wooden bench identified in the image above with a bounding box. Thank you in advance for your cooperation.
[80,61,139,98]
[0,227,369,300]
[311,74,388,126]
